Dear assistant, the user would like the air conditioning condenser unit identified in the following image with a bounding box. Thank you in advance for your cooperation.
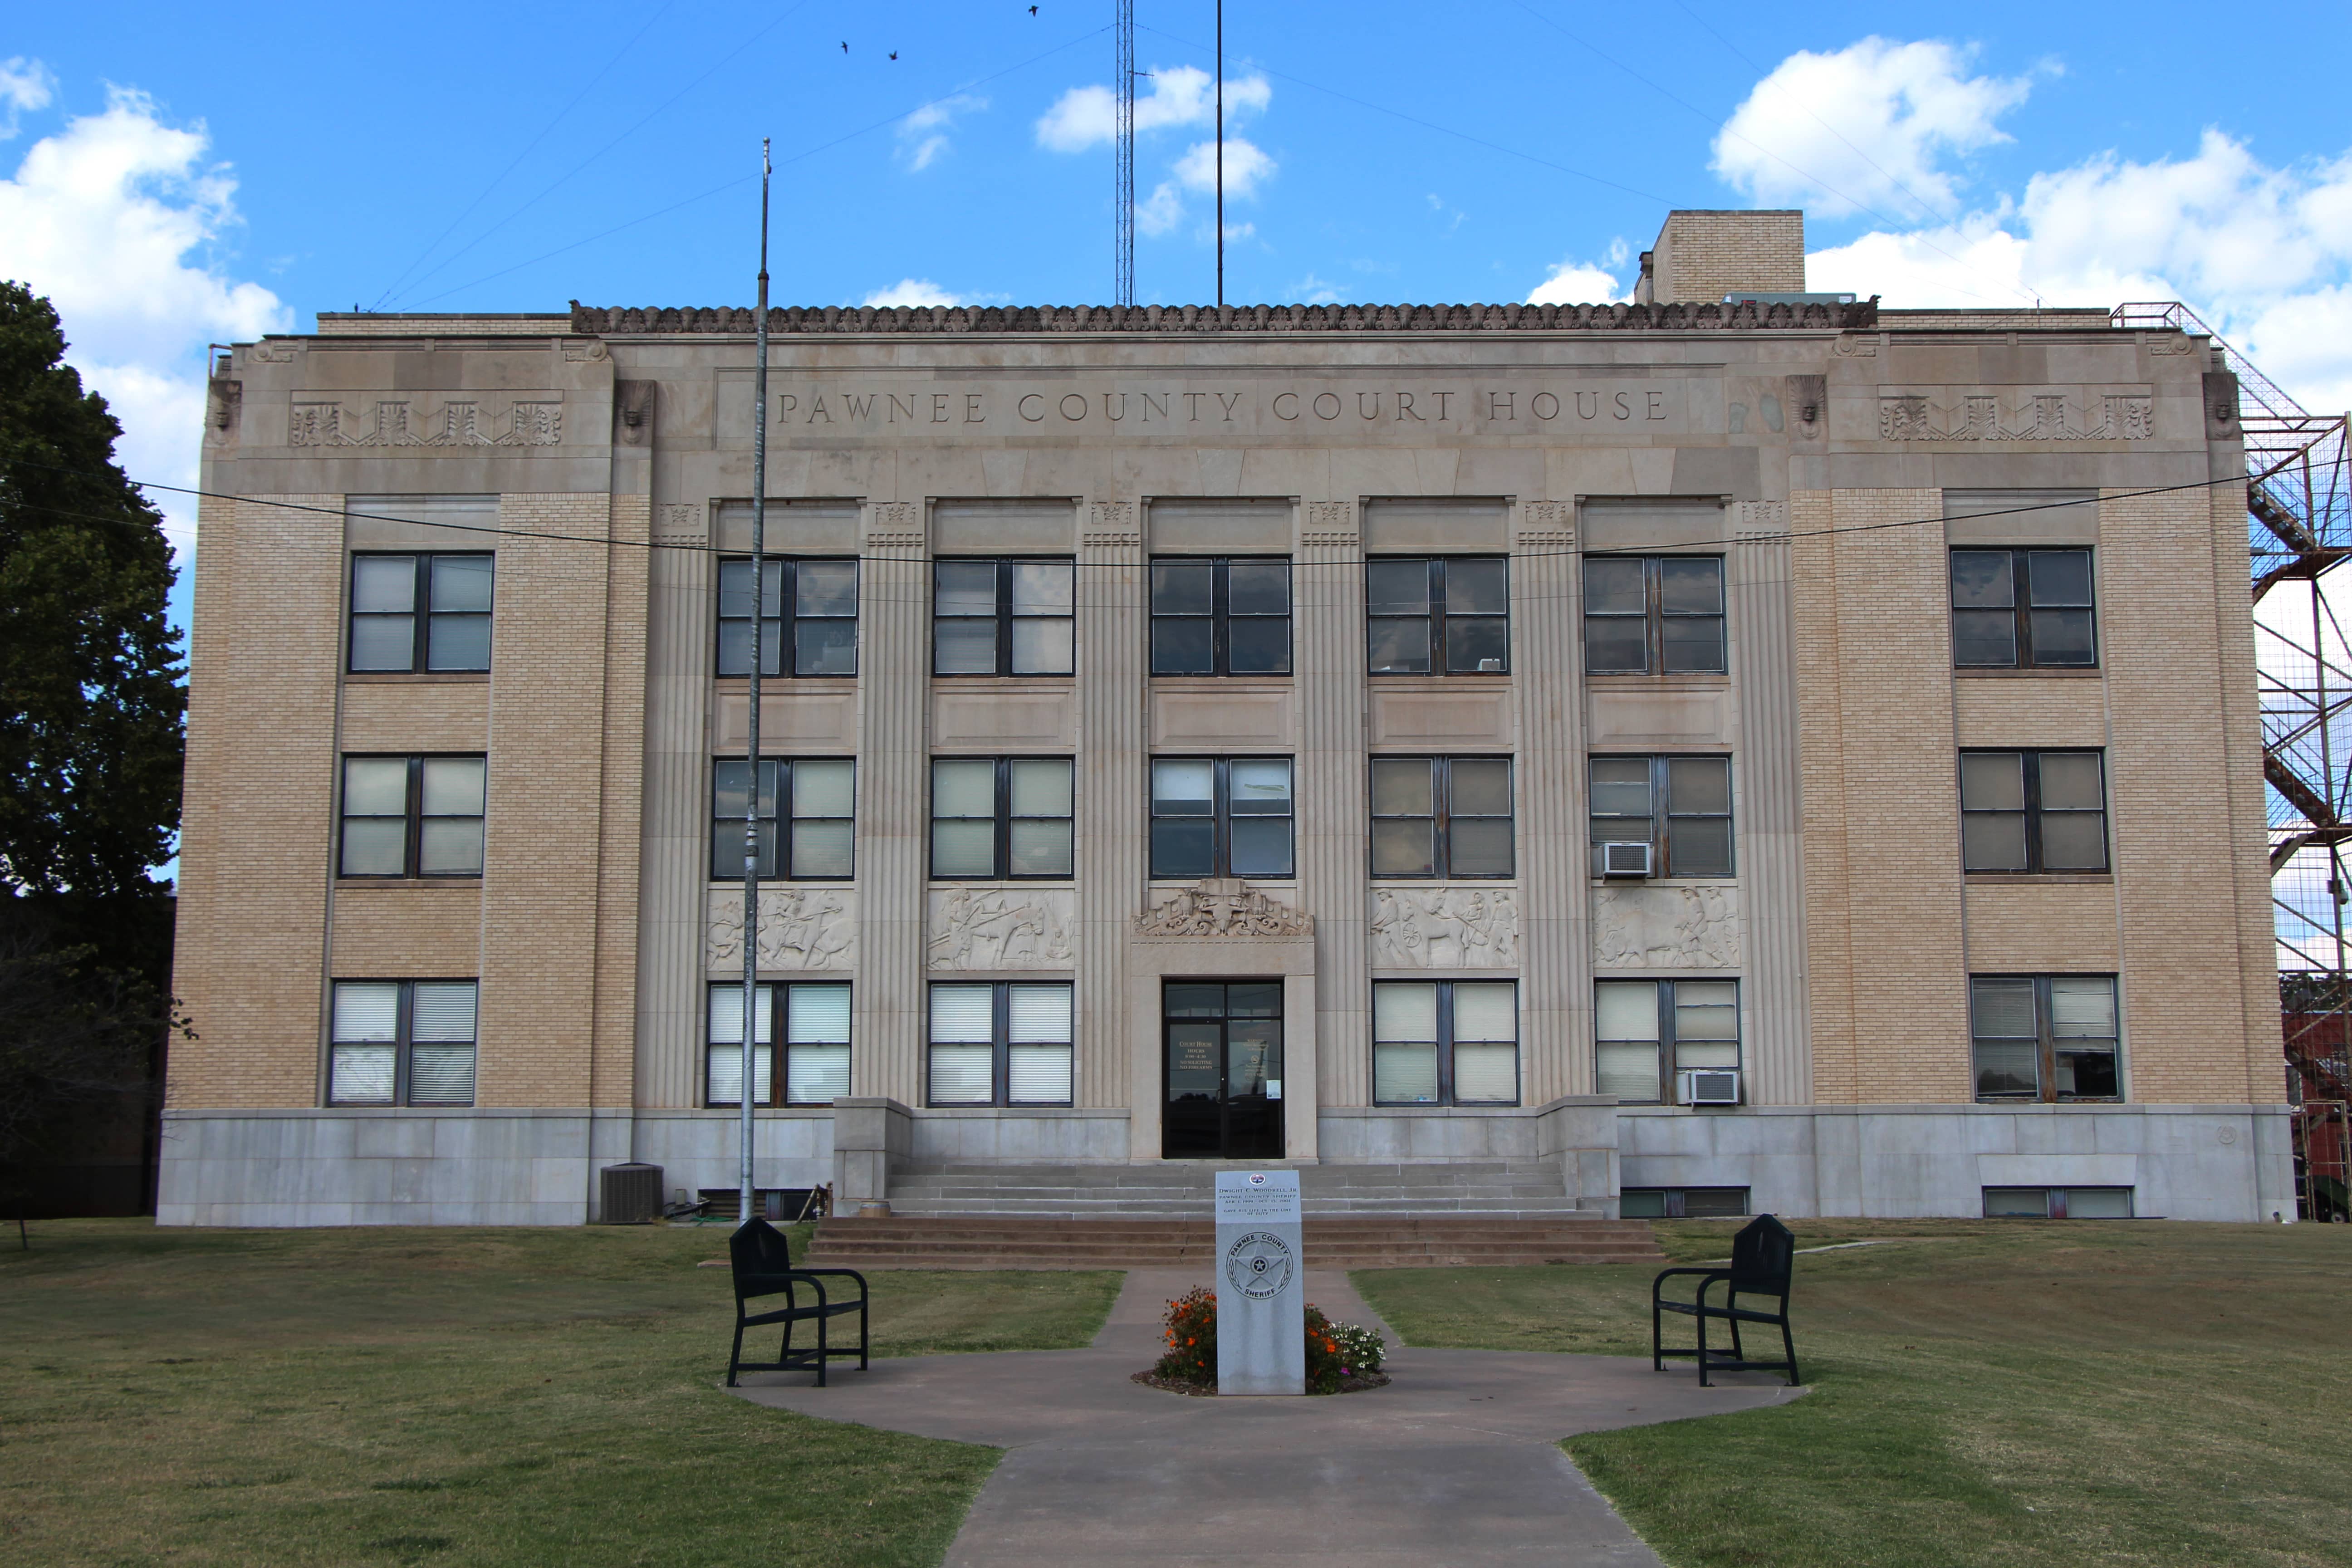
[1679,1069,1741,1106]
[1601,841,1653,877]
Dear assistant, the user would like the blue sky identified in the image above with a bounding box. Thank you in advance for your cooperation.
[7,0,2352,628]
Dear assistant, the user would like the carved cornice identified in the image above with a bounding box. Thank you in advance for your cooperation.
[570,299,1881,337]
[1135,879,1313,939]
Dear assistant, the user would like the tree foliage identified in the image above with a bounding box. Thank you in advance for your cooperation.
[0,280,185,900]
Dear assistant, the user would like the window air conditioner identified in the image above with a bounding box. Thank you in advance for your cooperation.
[1601,841,1653,877]
[1680,1069,1741,1106]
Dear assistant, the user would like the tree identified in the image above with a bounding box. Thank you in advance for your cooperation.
[0,280,185,902]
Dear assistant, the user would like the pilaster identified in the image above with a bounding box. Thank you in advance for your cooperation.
[1299,500,1370,1108]
[1514,502,1588,1102]
[855,501,930,1103]
[1079,501,1145,1119]
[1731,501,1810,1105]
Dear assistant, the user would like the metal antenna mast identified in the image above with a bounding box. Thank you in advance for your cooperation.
[741,139,772,1225]
[1115,0,1135,305]
[1215,0,1224,309]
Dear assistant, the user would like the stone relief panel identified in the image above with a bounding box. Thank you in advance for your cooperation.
[1877,391,2154,442]
[706,887,857,971]
[928,887,1075,968]
[1135,879,1313,938]
[289,397,563,447]
[1592,885,1740,969]
[1370,887,1519,968]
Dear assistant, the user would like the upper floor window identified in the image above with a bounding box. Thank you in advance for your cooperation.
[340,755,486,878]
[349,553,493,672]
[1960,750,2107,873]
[929,981,1073,1106]
[706,981,852,1106]
[1583,555,1724,675]
[1151,758,1295,879]
[1589,755,1732,878]
[1367,557,1509,676]
[329,979,477,1107]
[1151,557,1292,675]
[717,558,858,676]
[710,759,854,880]
[935,559,1075,675]
[1372,980,1519,1105]
[1595,978,1739,1105]
[932,757,1074,878]
[1950,549,2096,668]
[1971,975,2118,1102]
[1370,757,1514,878]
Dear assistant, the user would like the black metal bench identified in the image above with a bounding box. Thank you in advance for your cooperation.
[1651,1212,1800,1387]
[725,1216,870,1388]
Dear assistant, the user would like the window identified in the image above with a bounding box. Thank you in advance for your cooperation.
[931,758,1074,879]
[348,554,493,672]
[706,982,852,1106]
[1372,980,1519,1105]
[934,559,1075,675]
[710,759,854,880]
[1150,758,1294,879]
[1622,1187,1750,1220]
[1583,555,1725,675]
[717,557,858,676]
[1950,549,2096,668]
[929,981,1073,1106]
[1983,1186,2135,1220]
[1960,751,2107,872]
[1151,557,1292,675]
[1588,756,1732,877]
[328,980,477,1106]
[339,755,486,878]
[1971,975,2119,1102]
[1370,757,1514,877]
[1366,557,1509,675]
[1595,979,1739,1104]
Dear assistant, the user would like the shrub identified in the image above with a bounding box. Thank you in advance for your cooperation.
[1154,1287,1217,1385]
[1154,1291,1386,1393]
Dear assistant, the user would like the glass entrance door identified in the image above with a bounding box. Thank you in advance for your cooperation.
[1163,980,1284,1158]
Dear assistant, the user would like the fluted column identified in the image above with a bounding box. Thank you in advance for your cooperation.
[635,500,714,1110]
[1515,502,1589,1102]
[1078,501,1145,1120]
[1299,500,1370,1113]
[1732,502,1811,1105]
[854,501,930,1102]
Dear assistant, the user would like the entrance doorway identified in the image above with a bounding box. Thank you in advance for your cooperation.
[1162,980,1284,1159]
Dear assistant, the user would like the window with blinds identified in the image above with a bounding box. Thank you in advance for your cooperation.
[707,982,853,1106]
[1371,980,1519,1106]
[928,981,1073,1106]
[328,980,477,1107]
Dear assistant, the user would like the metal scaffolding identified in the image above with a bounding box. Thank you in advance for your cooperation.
[2115,303,2352,1218]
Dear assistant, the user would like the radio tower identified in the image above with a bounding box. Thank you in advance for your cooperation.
[1115,0,1135,305]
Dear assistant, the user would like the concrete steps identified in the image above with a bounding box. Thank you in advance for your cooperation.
[802,1215,1663,1270]
[877,1160,1591,1220]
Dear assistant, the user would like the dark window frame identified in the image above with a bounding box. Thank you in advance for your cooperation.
[1981,1186,2136,1220]
[929,755,1076,881]
[1149,555,1294,676]
[338,754,487,880]
[932,557,1077,676]
[1369,755,1516,879]
[1959,749,2109,873]
[1949,548,2098,669]
[1582,554,1727,676]
[1594,976,1742,1106]
[327,978,478,1108]
[1370,978,1522,1107]
[709,757,857,882]
[1366,555,1512,677]
[1588,754,1735,878]
[347,551,494,673]
[703,980,854,1107]
[1149,755,1297,880]
[1970,973,2122,1104]
[926,980,1076,1107]
[716,555,860,678]
[1621,1187,1751,1219]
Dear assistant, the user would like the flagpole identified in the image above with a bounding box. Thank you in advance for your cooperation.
[741,139,771,1225]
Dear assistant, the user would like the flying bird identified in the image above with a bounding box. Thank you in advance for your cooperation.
[1029,5,1038,13]
[889,50,898,59]
[839,40,848,52]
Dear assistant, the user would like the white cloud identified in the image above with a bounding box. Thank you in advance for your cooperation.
[1035,64,1270,153]
[1284,272,1344,305]
[0,56,55,137]
[1527,260,1627,305]
[1714,37,2031,218]
[1136,182,1183,237]
[1173,136,1274,200]
[898,94,985,173]
[861,278,965,308]
[0,82,288,567]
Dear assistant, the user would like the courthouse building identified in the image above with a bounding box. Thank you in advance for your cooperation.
[162,210,2295,1225]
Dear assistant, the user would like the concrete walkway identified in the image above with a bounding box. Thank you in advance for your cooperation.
[733,1268,1800,1566]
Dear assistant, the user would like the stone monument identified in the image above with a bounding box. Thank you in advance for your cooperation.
[1214,1169,1305,1396]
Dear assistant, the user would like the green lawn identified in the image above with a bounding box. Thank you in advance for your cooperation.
[1355,1219,2352,1568]
[0,1220,1120,1568]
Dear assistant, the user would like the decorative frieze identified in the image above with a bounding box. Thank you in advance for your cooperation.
[706,887,857,971]
[654,502,704,542]
[1592,885,1740,969]
[928,887,1075,968]
[1877,391,2155,442]
[288,397,563,447]
[1135,879,1313,939]
[864,501,923,550]
[1369,887,1519,968]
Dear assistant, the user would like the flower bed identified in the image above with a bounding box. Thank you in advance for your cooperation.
[1132,1287,1390,1395]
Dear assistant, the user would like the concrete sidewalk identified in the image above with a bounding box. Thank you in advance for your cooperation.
[733,1268,1799,1566]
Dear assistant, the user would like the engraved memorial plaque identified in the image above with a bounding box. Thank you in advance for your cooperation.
[1214,1169,1305,1395]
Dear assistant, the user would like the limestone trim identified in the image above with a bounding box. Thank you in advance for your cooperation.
[928,887,1075,968]
[1591,885,1740,970]
[1368,887,1520,968]
[1134,879,1313,939]
[572,300,1881,336]
[706,887,857,972]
